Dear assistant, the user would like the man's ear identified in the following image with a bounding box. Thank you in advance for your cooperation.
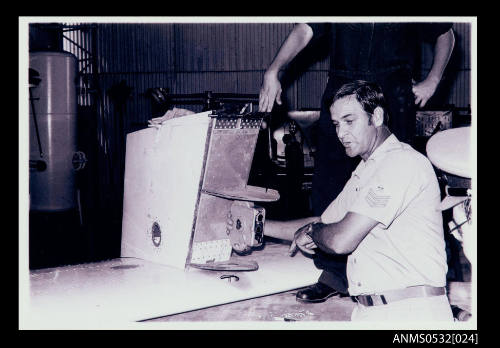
[372,106,384,127]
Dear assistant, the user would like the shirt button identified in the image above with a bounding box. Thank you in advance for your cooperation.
[353,258,357,264]
[357,282,362,287]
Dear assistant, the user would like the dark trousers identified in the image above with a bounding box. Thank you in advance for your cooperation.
[311,72,416,293]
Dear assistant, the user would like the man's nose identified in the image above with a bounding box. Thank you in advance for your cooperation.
[336,124,346,140]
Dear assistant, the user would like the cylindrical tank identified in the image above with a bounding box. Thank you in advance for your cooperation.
[29,51,78,211]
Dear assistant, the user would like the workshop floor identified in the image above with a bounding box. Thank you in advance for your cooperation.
[146,245,472,323]
[146,288,356,322]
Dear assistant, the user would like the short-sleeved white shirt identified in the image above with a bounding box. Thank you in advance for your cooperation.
[320,135,447,296]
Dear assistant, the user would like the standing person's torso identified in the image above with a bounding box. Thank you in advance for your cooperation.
[331,23,417,77]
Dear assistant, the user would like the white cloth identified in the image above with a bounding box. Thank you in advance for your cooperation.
[321,135,448,296]
[148,107,195,128]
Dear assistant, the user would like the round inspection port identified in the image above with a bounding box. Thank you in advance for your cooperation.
[257,214,263,222]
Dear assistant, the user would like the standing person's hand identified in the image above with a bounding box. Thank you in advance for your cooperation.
[288,222,318,256]
[259,71,282,112]
[412,77,440,108]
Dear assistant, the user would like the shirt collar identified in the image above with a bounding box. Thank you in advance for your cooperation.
[366,134,403,162]
[351,134,403,177]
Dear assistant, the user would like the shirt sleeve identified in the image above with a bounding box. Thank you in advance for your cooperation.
[348,155,420,228]
[320,182,350,224]
[419,23,454,43]
[306,22,332,45]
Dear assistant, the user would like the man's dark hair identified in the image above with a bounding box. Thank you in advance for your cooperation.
[331,80,389,124]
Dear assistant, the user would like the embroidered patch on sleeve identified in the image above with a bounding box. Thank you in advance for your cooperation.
[365,188,391,207]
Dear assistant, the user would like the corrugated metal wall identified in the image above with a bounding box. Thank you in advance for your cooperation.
[95,23,299,127]
[448,22,471,109]
[62,24,95,107]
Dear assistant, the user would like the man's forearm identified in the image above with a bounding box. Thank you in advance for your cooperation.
[309,222,342,254]
[425,28,455,83]
[266,23,313,75]
[309,212,380,255]
[264,216,320,242]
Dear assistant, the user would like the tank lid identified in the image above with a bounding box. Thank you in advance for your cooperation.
[29,50,77,59]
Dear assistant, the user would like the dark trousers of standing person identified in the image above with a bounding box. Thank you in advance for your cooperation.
[311,71,416,294]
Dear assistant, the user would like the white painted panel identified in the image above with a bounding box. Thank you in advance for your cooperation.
[121,111,212,269]
[26,243,322,328]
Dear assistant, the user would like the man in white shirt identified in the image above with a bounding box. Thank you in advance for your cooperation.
[260,80,453,321]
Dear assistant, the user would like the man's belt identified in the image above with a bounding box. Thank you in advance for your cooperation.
[353,285,446,307]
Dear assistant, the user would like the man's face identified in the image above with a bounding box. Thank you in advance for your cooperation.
[330,95,378,160]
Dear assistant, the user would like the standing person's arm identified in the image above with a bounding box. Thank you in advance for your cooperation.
[259,24,314,112]
[413,28,455,107]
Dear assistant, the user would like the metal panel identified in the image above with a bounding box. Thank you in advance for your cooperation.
[172,23,296,72]
[121,112,212,269]
[448,70,471,109]
[298,71,329,110]
[96,23,176,73]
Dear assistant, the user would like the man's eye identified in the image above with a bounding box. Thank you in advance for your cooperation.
[346,120,353,125]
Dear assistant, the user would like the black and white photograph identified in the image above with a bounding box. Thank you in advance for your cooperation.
[19,16,476,332]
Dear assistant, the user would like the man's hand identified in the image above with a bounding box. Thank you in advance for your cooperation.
[288,222,318,256]
[412,28,454,109]
[259,71,282,113]
[412,76,440,108]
